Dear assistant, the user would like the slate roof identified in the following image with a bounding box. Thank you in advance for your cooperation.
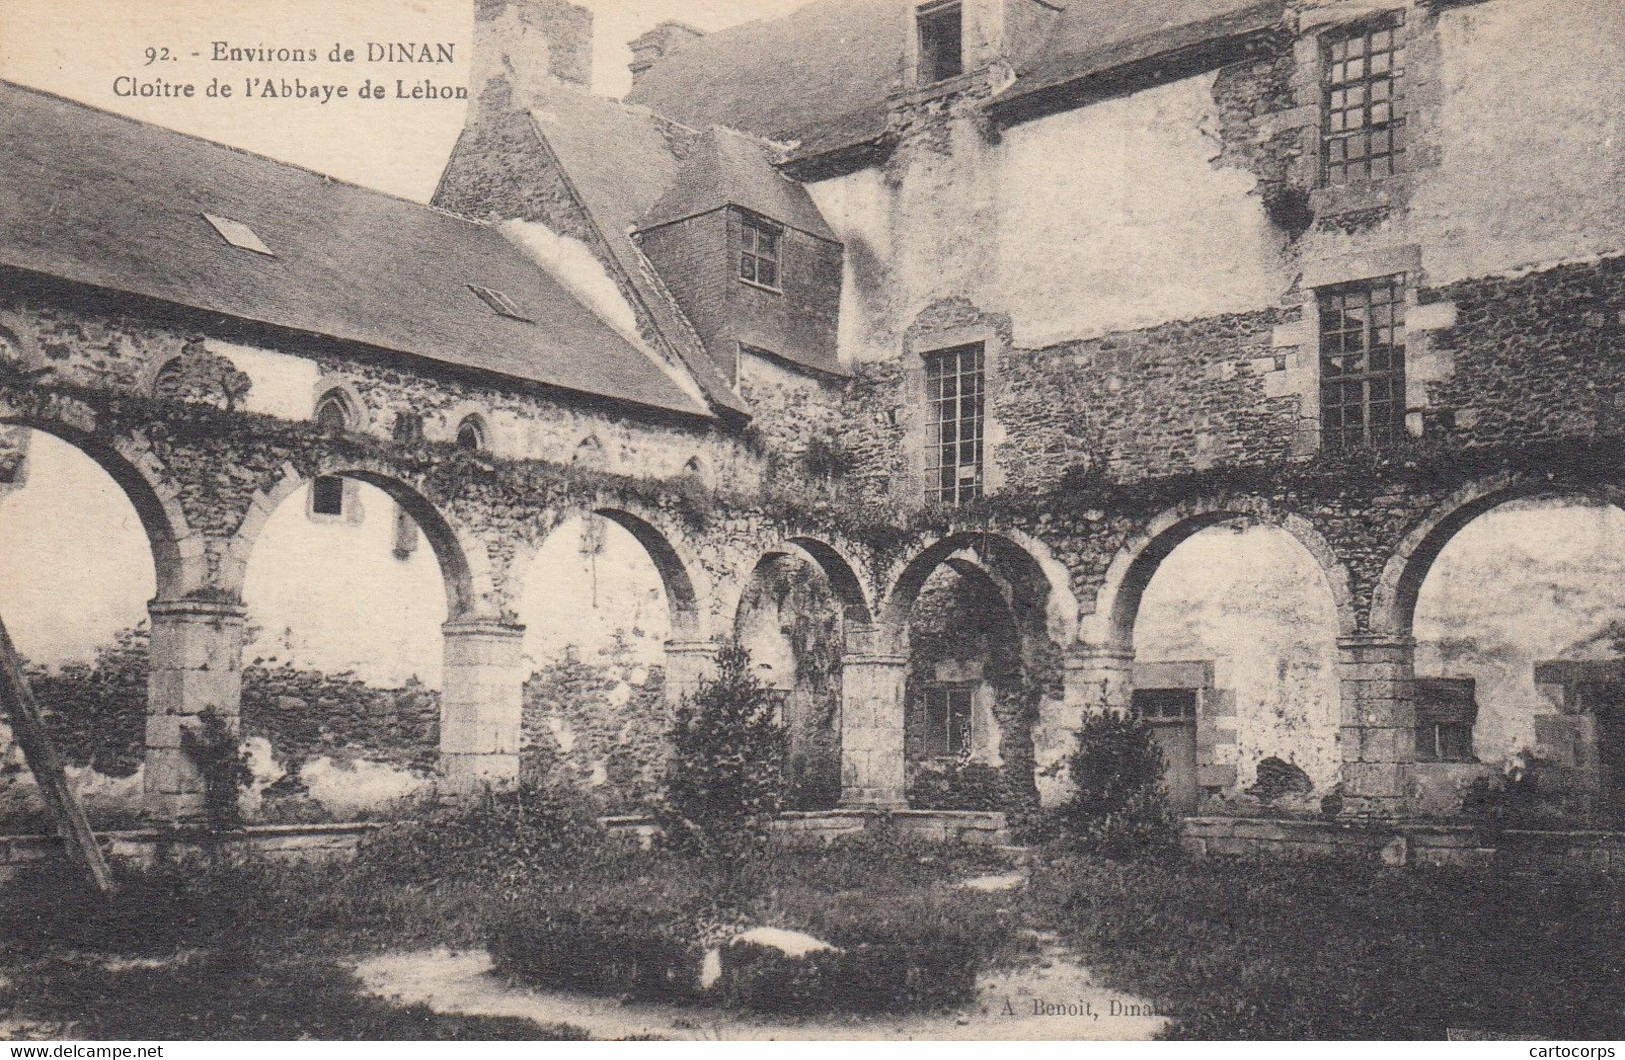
[525,90,750,413]
[628,0,1284,157]
[637,127,838,241]
[626,0,906,146]
[0,80,710,418]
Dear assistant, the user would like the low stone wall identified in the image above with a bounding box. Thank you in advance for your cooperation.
[1183,815,1625,872]
[598,809,1012,847]
[0,822,377,883]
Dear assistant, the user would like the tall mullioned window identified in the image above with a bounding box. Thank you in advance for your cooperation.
[1322,13,1405,185]
[924,342,984,505]
[1319,275,1407,451]
[923,685,973,758]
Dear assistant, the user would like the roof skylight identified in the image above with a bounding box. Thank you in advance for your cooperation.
[468,284,533,323]
[202,213,275,256]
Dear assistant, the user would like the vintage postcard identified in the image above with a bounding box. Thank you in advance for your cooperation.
[0,0,1622,1047]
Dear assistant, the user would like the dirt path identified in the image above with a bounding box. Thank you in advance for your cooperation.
[355,942,1166,1041]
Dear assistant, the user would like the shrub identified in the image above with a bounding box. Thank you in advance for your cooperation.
[180,708,253,832]
[358,781,598,896]
[488,904,703,1002]
[719,924,983,1014]
[906,759,1010,811]
[655,643,785,858]
[1049,709,1175,856]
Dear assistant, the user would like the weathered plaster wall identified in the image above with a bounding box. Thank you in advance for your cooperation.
[1136,523,1343,796]
[807,70,1285,365]
[1416,0,1625,285]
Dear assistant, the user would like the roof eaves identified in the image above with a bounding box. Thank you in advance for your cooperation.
[989,1,1288,126]
[2,263,716,421]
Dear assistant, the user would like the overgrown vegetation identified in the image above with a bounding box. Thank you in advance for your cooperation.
[654,643,785,862]
[179,708,254,832]
[1032,854,1625,1040]
[1046,709,1175,855]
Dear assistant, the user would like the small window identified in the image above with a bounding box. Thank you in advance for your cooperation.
[738,215,780,290]
[202,213,275,256]
[917,1,964,84]
[924,342,984,505]
[1321,13,1405,186]
[456,414,487,452]
[392,412,425,445]
[311,475,346,517]
[314,389,355,434]
[924,684,974,758]
[468,284,532,322]
[1319,275,1407,451]
[1415,678,1476,763]
[1133,688,1198,724]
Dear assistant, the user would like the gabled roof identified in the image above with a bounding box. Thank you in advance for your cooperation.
[637,127,838,241]
[523,90,750,413]
[0,80,709,418]
[628,0,1283,163]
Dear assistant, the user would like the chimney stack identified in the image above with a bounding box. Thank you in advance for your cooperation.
[469,0,593,110]
[628,21,705,87]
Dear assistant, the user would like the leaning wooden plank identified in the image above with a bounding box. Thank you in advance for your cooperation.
[0,613,116,894]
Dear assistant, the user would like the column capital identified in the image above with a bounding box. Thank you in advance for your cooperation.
[441,618,526,640]
[842,652,909,668]
[1337,633,1416,652]
[148,598,247,623]
[664,638,721,657]
[1066,646,1136,670]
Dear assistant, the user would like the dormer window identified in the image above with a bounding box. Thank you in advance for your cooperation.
[738,214,781,291]
[917,1,964,84]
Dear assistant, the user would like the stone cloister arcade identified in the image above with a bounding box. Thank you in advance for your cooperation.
[8,360,1616,828]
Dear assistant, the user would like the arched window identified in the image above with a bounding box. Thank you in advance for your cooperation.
[392,412,425,445]
[572,435,606,470]
[456,414,487,453]
[314,389,355,434]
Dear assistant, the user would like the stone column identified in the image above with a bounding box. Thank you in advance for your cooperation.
[838,650,909,809]
[144,599,247,824]
[1034,647,1136,806]
[1337,633,1416,815]
[663,638,720,706]
[439,619,526,792]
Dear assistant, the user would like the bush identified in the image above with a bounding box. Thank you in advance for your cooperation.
[488,904,703,1002]
[180,708,254,831]
[655,643,785,857]
[358,782,598,895]
[1049,709,1175,856]
[906,759,1010,811]
[720,924,983,1014]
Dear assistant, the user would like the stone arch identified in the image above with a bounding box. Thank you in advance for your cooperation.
[1085,496,1357,652]
[589,505,704,638]
[455,413,489,453]
[719,536,874,630]
[226,461,492,620]
[0,408,198,601]
[883,527,1077,648]
[1369,473,1623,638]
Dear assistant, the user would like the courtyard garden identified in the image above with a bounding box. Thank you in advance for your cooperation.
[4,649,1625,1040]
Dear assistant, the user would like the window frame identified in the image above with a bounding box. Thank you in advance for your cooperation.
[314,389,356,435]
[1320,12,1406,187]
[1413,678,1477,764]
[923,342,985,506]
[310,474,347,518]
[737,212,782,292]
[455,414,488,453]
[1317,274,1408,452]
[916,0,965,85]
[923,683,975,759]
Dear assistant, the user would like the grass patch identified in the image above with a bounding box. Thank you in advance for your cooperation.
[1030,853,1625,1040]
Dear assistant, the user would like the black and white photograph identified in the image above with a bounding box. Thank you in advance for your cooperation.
[0,0,1621,1045]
